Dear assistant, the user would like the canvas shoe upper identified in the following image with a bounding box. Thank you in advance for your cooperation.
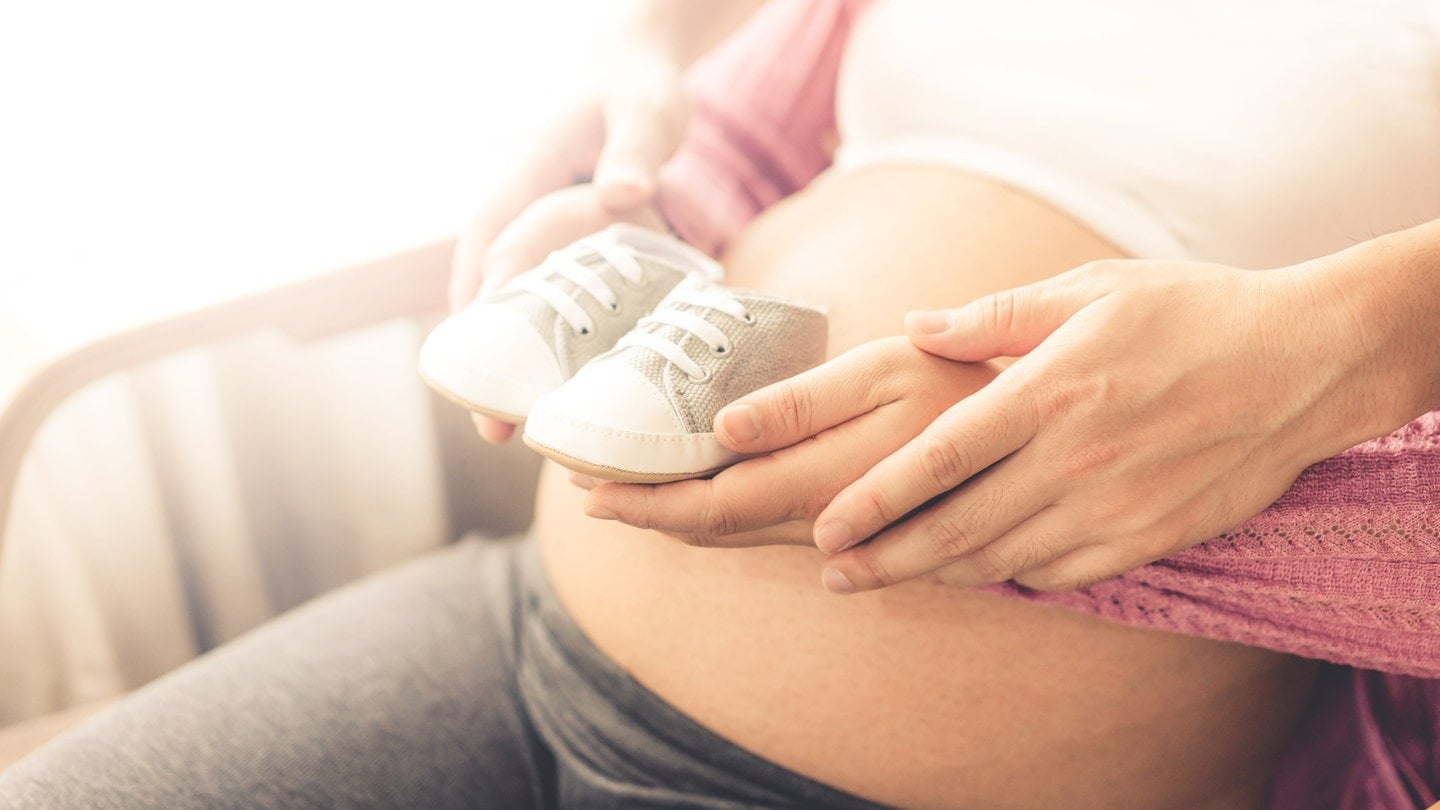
[418,223,722,422]
[522,279,828,483]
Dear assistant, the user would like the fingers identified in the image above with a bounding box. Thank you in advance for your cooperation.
[572,467,816,546]
[447,103,606,311]
[1009,544,1136,593]
[813,369,1040,554]
[448,79,687,312]
[471,414,516,445]
[585,375,924,546]
[823,501,1173,595]
[581,459,816,547]
[905,260,1124,362]
[476,185,620,297]
[817,458,1057,591]
[825,503,1097,594]
[595,78,688,211]
[712,339,912,454]
[582,442,844,546]
[448,164,578,311]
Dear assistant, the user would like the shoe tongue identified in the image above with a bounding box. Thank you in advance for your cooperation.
[638,279,730,349]
[601,223,721,279]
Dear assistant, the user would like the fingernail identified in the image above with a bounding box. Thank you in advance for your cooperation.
[584,504,618,521]
[718,404,761,443]
[821,568,856,594]
[905,310,950,335]
[814,520,854,554]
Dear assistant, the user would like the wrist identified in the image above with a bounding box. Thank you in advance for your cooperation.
[1292,222,1440,445]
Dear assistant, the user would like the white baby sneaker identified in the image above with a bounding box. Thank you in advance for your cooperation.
[522,279,828,483]
[418,224,721,422]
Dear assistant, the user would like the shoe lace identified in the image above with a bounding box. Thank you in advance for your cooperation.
[515,232,646,335]
[617,286,754,382]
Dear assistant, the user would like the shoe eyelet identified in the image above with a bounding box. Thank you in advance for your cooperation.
[577,326,593,338]
[608,301,624,315]
[688,368,713,383]
[710,343,730,357]
[740,312,757,326]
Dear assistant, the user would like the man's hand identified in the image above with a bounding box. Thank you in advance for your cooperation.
[805,259,1382,594]
[581,339,999,549]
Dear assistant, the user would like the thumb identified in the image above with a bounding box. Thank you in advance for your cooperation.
[906,272,1110,362]
[593,79,688,212]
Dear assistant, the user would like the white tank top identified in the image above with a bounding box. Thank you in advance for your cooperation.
[835,0,1440,267]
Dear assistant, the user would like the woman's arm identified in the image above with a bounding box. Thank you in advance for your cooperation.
[449,0,774,311]
[646,219,1440,593]
[584,219,1440,673]
[800,217,1440,594]
[449,0,859,442]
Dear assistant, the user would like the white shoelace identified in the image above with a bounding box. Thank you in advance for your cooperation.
[515,233,646,335]
[617,287,754,381]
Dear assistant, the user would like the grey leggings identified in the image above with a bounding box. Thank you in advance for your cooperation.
[0,537,889,809]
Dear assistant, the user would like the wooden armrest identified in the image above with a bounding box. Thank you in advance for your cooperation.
[0,239,455,555]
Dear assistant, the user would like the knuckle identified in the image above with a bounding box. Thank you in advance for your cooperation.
[1058,439,1120,482]
[676,531,719,549]
[1138,525,1186,560]
[1031,378,1073,418]
[917,430,973,489]
[1016,547,1127,592]
[982,290,1020,336]
[1087,495,1140,531]
[925,513,977,563]
[797,483,836,522]
[1028,370,1100,421]
[768,382,814,439]
[698,497,741,538]
[969,542,1017,583]
[851,549,896,589]
[860,340,896,373]
[1014,564,1082,592]
[627,488,660,531]
[1076,259,1124,280]
[856,486,898,528]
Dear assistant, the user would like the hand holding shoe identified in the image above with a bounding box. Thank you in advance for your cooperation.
[580,338,997,549]
[448,63,686,444]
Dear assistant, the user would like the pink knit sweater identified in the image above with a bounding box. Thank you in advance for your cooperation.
[655,2,1440,807]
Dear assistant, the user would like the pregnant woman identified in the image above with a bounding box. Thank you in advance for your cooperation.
[4,1,1437,808]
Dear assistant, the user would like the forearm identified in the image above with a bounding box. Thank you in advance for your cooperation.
[1296,218,1440,451]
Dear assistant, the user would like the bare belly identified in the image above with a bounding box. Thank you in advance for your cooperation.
[537,166,1317,809]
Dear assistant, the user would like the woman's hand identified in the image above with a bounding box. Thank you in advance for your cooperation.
[580,338,999,549]
[448,2,768,441]
[447,81,687,310]
[798,259,1388,594]
[449,61,686,443]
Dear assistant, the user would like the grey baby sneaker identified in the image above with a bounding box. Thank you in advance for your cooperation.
[418,224,722,422]
[522,279,828,482]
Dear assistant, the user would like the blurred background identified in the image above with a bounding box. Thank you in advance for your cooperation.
[0,0,604,725]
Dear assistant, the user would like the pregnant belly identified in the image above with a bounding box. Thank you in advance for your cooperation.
[536,165,1317,809]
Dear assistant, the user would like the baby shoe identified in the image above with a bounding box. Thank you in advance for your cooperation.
[522,279,828,483]
[419,224,722,422]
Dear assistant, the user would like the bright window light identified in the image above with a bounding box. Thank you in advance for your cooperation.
[0,1,610,343]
